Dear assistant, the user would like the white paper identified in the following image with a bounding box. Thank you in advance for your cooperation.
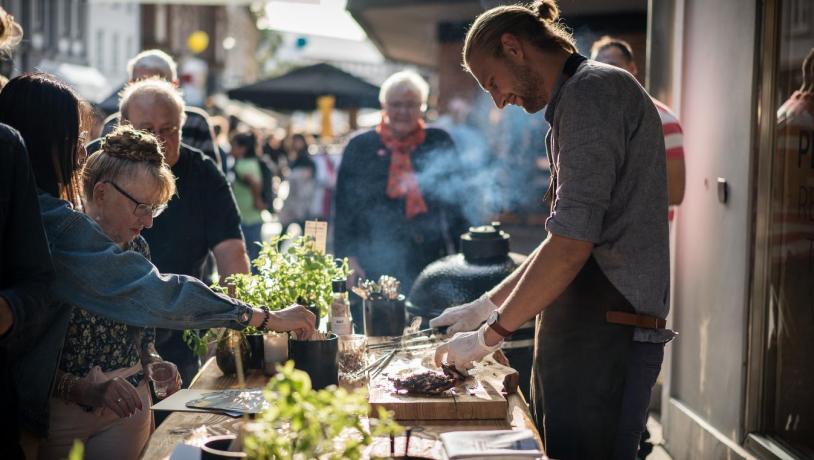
[151,388,265,415]
[440,429,543,459]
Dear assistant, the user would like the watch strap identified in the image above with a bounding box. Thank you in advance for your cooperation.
[488,314,513,338]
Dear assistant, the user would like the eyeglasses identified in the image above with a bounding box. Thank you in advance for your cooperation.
[138,125,179,138]
[104,181,168,218]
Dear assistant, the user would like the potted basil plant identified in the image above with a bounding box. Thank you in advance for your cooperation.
[184,235,349,377]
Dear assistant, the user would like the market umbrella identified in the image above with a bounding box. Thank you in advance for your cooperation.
[226,62,381,112]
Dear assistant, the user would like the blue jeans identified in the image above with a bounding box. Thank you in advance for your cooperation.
[613,341,665,459]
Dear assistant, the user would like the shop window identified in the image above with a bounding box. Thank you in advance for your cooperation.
[760,0,814,455]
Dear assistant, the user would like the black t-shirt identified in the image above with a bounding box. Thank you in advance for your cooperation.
[85,140,243,278]
[142,145,243,278]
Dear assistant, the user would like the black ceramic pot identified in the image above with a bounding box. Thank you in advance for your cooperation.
[245,333,264,370]
[363,294,406,337]
[200,435,246,459]
[288,333,338,390]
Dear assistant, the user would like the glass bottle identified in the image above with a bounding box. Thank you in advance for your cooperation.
[330,279,352,336]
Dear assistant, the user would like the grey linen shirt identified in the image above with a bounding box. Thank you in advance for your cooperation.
[544,59,675,343]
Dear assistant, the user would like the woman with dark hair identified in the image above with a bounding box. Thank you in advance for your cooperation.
[0,73,87,206]
[0,11,55,460]
[230,130,265,266]
[0,73,315,457]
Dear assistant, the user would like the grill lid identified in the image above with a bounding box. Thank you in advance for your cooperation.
[460,222,510,261]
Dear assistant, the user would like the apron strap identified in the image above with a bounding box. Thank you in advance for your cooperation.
[606,311,666,329]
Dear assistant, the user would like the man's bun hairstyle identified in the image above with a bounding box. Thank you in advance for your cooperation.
[462,0,575,72]
[533,0,561,23]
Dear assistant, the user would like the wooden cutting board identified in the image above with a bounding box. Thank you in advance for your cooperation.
[367,350,511,421]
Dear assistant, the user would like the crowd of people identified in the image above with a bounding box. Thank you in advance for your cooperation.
[0,0,689,458]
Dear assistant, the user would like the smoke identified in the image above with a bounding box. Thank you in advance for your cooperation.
[424,94,551,226]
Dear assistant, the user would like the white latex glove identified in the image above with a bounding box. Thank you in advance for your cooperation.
[434,325,502,371]
[429,294,497,335]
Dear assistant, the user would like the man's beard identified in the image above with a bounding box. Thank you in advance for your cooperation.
[507,60,546,113]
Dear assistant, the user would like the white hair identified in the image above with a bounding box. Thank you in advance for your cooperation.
[379,70,429,108]
[127,49,178,82]
[119,77,186,127]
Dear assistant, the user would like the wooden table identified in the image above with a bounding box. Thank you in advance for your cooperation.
[141,357,544,459]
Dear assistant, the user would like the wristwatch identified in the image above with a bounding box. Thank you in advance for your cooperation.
[485,310,512,338]
[237,307,252,327]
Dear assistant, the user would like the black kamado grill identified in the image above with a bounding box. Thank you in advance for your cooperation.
[407,223,535,399]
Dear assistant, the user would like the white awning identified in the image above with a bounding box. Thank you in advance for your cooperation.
[36,60,111,104]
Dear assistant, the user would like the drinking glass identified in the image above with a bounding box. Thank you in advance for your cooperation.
[338,334,367,387]
[148,361,178,400]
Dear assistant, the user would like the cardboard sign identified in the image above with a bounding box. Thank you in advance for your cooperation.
[304,220,327,254]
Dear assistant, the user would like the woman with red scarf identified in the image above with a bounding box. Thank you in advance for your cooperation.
[334,70,470,296]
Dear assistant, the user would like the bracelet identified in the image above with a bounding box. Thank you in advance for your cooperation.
[259,306,271,331]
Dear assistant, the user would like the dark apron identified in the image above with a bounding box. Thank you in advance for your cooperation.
[531,52,635,460]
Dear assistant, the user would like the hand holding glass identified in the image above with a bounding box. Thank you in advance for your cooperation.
[147,361,180,399]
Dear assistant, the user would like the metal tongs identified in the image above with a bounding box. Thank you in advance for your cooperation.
[348,348,397,380]
[366,326,449,351]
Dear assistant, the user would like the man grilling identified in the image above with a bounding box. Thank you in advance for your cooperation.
[431,1,674,459]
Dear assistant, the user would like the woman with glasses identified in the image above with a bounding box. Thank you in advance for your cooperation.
[0,73,314,459]
[334,70,471,296]
[39,126,178,459]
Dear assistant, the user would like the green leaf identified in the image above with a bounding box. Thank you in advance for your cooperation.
[243,361,400,458]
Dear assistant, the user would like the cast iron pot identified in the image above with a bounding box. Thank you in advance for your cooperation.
[288,333,338,390]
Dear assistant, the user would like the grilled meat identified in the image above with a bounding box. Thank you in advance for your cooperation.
[391,364,467,395]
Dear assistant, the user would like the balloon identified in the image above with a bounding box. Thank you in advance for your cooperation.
[187,31,209,54]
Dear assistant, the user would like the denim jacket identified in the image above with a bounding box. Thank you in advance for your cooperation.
[16,193,254,436]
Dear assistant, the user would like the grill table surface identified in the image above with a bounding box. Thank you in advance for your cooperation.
[139,343,544,459]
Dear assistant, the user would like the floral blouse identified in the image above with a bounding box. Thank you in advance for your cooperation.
[59,236,156,386]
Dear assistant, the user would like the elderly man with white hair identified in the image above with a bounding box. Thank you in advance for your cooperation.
[87,78,250,386]
[101,49,221,169]
[334,70,470,297]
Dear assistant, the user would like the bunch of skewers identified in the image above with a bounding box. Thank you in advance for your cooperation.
[351,275,401,301]
[349,326,449,381]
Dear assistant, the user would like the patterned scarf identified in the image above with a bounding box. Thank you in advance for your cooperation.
[378,119,428,220]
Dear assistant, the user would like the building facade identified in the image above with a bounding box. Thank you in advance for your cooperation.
[0,0,139,103]
[652,0,814,458]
